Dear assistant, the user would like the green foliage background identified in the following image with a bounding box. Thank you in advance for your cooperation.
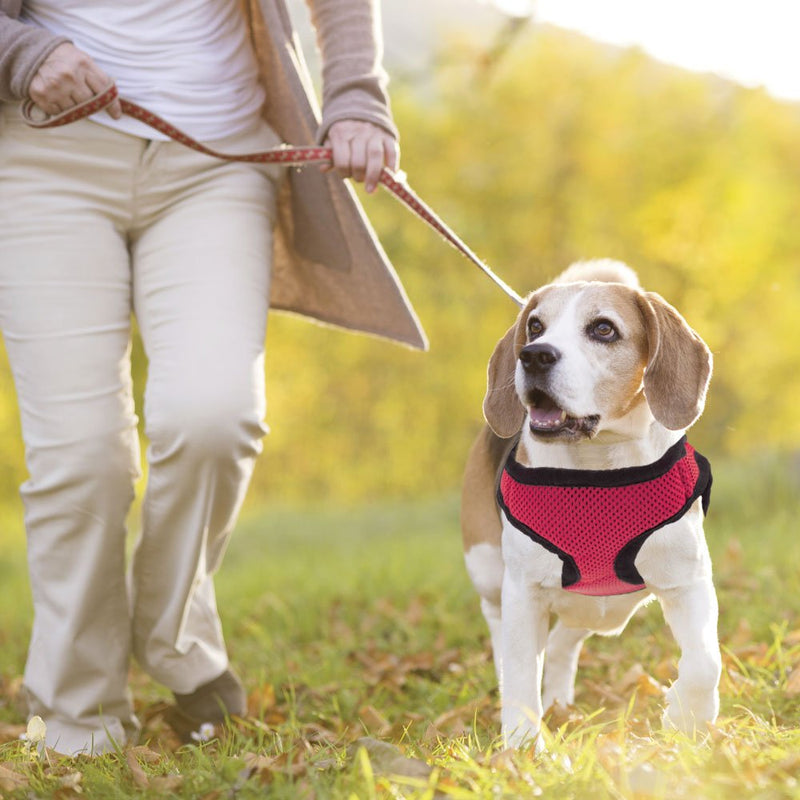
[1,27,799,513]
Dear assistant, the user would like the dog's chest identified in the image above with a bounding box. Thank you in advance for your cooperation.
[497,437,711,596]
[500,524,650,631]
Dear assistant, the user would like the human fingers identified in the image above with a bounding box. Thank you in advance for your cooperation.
[323,120,399,193]
[29,42,116,117]
[383,136,400,173]
[84,71,122,119]
[325,121,355,180]
[363,131,402,192]
[360,134,392,193]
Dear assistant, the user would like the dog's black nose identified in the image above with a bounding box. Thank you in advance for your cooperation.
[519,342,561,372]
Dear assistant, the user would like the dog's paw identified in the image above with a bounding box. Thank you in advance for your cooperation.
[662,684,719,736]
[503,722,545,753]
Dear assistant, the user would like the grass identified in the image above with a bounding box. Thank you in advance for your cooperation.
[0,453,799,798]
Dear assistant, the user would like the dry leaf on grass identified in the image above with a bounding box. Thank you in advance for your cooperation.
[125,745,172,789]
[488,747,520,777]
[240,746,310,785]
[432,697,493,737]
[248,682,284,722]
[0,763,29,791]
[544,702,587,730]
[618,663,667,699]
[126,750,150,789]
[582,679,626,707]
[358,704,392,736]
[785,628,800,646]
[149,774,185,792]
[784,667,800,696]
[348,736,433,780]
[422,722,446,745]
[197,791,223,800]
[0,722,26,745]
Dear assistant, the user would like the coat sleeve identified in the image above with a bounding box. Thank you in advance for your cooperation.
[0,9,70,102]
[305,0,398,143]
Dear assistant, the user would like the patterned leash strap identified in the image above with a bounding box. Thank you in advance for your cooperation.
[22,84,524,307]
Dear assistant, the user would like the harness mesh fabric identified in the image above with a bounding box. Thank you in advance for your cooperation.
[497,437,712,596]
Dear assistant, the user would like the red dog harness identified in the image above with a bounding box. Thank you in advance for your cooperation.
[497,436,711,596]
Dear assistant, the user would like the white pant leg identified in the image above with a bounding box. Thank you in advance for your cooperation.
[127,124,280,693]
[0,107,143,755]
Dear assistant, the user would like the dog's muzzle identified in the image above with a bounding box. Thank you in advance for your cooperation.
[518,344,599,438]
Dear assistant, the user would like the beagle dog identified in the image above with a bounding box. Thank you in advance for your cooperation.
[461,260,721,748]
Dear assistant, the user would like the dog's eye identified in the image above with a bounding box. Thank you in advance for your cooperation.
[589,319,619,342]
[527,317,544,339]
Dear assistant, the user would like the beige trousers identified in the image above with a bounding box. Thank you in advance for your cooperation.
[0,105,281,755]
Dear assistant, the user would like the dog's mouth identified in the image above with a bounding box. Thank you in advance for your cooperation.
[526,390,600,438]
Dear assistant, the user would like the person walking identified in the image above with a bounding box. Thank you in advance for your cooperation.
[0,0,425,755]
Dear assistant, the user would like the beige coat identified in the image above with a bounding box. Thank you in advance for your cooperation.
[0,0,427,349]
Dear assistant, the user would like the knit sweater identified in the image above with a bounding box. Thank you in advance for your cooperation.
[0,0,426,349]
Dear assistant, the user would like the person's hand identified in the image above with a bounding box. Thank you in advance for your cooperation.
[28,42,122,119]
[322,119,399,194]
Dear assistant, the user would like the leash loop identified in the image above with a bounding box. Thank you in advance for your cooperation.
[22,84,524,307]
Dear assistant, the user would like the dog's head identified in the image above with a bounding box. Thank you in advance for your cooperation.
[483,260,712,440]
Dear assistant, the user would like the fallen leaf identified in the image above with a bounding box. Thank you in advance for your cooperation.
[150,774,184,792]
[488,747,519,776]
[0,763,29,791]
[652,657,677,683]
[240,751,276,784]
[581,679,625,706]
[0,722,26,745]
[126,750,150,789]
[248,683,277,716]
[422,722,445,745]
[433,697,490,736]
[51,784,84,800]
[127,745,163,765]
[785,667,800,696]
[240,748,309,784]
[349,737,432,780]
[785,628,800,646]
[544,702,586,730]
[358,704,392,736]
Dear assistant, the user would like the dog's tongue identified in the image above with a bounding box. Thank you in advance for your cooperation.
[528,393,567,428]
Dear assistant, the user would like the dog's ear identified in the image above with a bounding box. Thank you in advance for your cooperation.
[636,291,712,430]
[483,321,526,438]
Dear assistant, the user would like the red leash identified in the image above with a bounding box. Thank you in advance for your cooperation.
[22,84,524,307]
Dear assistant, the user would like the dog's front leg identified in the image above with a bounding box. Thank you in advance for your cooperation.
[500,570,550,749]
[542,622,589,711]
[658,577,721,734]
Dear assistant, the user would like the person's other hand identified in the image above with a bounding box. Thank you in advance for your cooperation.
[29,42,122,119]
[322,119,399,193]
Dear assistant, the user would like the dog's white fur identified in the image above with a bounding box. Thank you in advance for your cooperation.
[461,259,721,748]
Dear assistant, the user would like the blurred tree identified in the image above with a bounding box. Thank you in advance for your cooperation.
[0,26,798,514]
[251,27,800,504]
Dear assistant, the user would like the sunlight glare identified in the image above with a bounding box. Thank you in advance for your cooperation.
[535,0,800,102]
[487,0,535,19]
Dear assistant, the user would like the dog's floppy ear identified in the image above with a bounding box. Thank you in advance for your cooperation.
[483,321,526,438]
[636,291,712,430]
